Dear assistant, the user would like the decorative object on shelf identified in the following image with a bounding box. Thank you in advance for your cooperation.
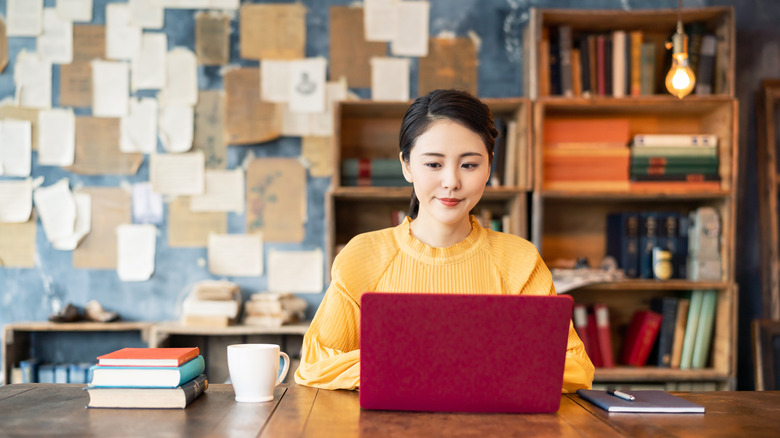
[551,257,624,293]
[665,0,696,98]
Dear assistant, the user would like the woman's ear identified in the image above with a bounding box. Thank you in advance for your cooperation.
[400,152,413,183]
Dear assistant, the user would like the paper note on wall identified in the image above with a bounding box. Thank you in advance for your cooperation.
[14,50,52,109]
[301,136,332,178]
[149,151,205,195]
[72,187,130,269]
[131,33,167,91]
[224,67,282,145]
[73,25,105,62]
[289,58,327,114]
[268,249,324,293]
[0,178,32,223]
[0,215,36,268]
[208,233,263,276]
[129,0,164,30]
[32,178,76,243]
[0,19,8,73]
[6,0,43,37]
[53,192,91,251]
[38,108,75,166]
[260,60,291,103]
[246,157,306,243]
[159,48,197,106]
[117,224,156,281]
[190,169,245,213]
[419,37,478,97]
[239,3,306,60]
[159,105,194,153]
[195,12,230,65]
[106,3,141,60]
[391,1,429,57]
[0,106,39,150]
[59,62,92,108]
[132,182,163,225]
[91,60,129,117]
[168,196,227,247]
[364,0,397,42]
[193,90,226,169]
[120,98,158,153]
[330,6,386,88]
[69,116,143,175]
[38,8,73,64]
[371,57,410,101]
[310,79,348,136]
[0,119,32,176]
[57,0,92,22]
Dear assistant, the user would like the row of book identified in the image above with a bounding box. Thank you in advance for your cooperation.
[574,290,718,370]
[542,23,723,98]
[13,359,93,384]
[629,134,720,188]
[606,206,721,280]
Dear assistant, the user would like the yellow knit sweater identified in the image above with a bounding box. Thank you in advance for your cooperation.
[294,216,594,393]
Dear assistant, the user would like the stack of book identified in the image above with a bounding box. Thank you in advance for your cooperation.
[629,134,721,191]
[572,303,615,368]
[341,158,406,187]
[86,347,207,409]
[243,292,308,328]
[181,280,242,327]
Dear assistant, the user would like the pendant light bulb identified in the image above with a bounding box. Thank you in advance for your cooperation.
[665,21,696,99]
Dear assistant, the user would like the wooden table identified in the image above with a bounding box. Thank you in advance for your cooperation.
[2,384,779,437]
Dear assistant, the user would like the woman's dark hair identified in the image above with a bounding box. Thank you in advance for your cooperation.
[399,89,498,219]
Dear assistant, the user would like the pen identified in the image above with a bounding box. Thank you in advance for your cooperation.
[607,388,635,402]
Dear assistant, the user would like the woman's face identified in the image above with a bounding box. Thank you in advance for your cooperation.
[401,119,491,231]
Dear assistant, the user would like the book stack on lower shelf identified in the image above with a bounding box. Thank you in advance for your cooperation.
[86,347,207,409]
[181,280,242,327]
[341,158,406,187]
[629,134,721,191]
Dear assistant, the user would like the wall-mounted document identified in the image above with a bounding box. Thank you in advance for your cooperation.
[73,25,105,62]
[302,136,332,178]
[38,8,73,64]
[193,90,226,169]
[159,105,194,153]
[190,169,245,213]
[268,249,324,294]
[289,58,327,114]
[0,178,32,223]
[364,0,397,42]
[129,0,164,30]
[246,157,306,243]
[59,62,92,108]
[91,60,129,117]
[0,105,39,150]
[0,19,7,73]
[38,108,75,166]
[391,1,429,57]
[260,60,291,103]
[53,192,91,251]
[6,0,43,37]
[224,67,282,145]
[0,215,36,268]
[419,37,478,96]
[132,182,163,225]
[195,12,229,65]
[208,233,263,277]
[371,57,410,102]
[162,0,239,8]
[168,197,227,247]
[69,117,143,175]
[120,98,158,154]
[14,51,52,109]
[310,79,348,136]
[0,119,32,176]
[149,151,205,196]
[57,0,92,23]
[117,224,156,282]
[106,4,141,60]
[131,33,167,91]
[159,48,197,106]
[72,187,130,269]
[239,3,306,60]
[330,6,387,88]
[33,178,76,243]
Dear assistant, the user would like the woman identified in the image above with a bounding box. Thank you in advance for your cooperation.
[295,89,594,393]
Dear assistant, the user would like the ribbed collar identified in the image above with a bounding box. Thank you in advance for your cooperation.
[394,215,487,265]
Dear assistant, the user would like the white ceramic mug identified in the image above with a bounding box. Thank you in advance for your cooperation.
[227,344,290,403]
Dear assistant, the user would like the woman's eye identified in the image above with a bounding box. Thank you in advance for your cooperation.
[462,163,478,169]
[424,162,441,168]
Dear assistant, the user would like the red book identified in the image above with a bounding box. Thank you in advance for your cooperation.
[593,304,615,368]
[572,304,594,362]
[586,313,604,368]
[97,347,200,367]
[620,310,663,366]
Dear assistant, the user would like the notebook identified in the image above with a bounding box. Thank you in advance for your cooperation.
[576,389,706,413]
[359,293,574,413]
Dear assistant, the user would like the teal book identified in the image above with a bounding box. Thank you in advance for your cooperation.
[691,290,718,369]
[679,291,705,369]
[88,355,205,388]
[577,389,705,413]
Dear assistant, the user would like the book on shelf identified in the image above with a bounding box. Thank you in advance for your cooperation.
[503,121,518,187]
[631,146,718,158]
[629,30,642,96]
[687,207,722,281]
[20,358,38,383]
[695,34,717,95]
[656,212,679,279]
[620,309,662,367]
[181,314,234,327]
[611,30,626,98]
[576,389,705,413]
[558,25,573,97]
[342,177,409,187]
[489,117,506,187]
[632,134,718,147]
[543,117,630,146]
[670,297,691,368]
[341,158,403,179]
[606,212,640,278]
[596,34,606,96]
[572,304,595,364]
[89,355,206,388]
[630,163,719,175]
[68,362,92,384]
[638,212,658,279]
[192,280,240,301]
[571,48,582,96]
[603,35,613,96]
[97,347,200,367]
[630,173,720,183]
[549,26,561,96]
[577,35,591,96]
[593,304,615,368]
[55,364,69,383]
[686,21,707,76]
[648,297,679,368]
[86,373,208,409]
[585,312,603,368]
[679,290,705,370]
[691,290,718,369]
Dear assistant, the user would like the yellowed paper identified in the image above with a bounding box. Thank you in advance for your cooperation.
[0,214,36,268]
[106,3,141,60]
[69,116,143,175]
[268,249,323,293]
[59,61,92,108]
[195,12,229,66]
[302,136,332,178]
[91,60,129,117]
[73,25,105,62]
[208,233,263,276]
[38,108,75,166]
[120,97,157,153]
[6,0,42,37]
[149,152,205,195]
[330,6,386,88]
[33,178,76,243]
[72,187,130,269]
[419,37,478,96]
[391,1,429,57]
[371,57,410,101]
[0,19,7,73]
[38,8,72,64]
[131,33,166,91]
[190,169,244,213]
[117,224,156,281]
[168,196,226,247]
[0,105,38,150]
[194,90,226,169]
[159,48,197,106]
[246,157,306,243]
[0,119,32,176]
[14,50,52,109]
[239,3,306,60]
[57,0,92,23]
[224,67,282,145]
[0,178,32,223]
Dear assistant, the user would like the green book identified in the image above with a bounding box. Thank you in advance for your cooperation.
[691,290,718,369]
[679,290,705,370]
[630,155,719,167]
[631,146,717,157]
[629,164,719,175]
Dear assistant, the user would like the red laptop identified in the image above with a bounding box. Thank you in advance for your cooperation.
[359,293,573,413]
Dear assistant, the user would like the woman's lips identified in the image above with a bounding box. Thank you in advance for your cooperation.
[438,198,461,207]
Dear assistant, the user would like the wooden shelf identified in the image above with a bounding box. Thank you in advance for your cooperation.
[594,366,729,382]
[331,186,527,200]
[571,280,732,291]
[540,190,731,200]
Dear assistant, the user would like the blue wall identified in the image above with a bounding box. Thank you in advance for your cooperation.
[0,0,775,389]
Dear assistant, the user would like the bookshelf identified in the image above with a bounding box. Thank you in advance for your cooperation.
[531,95,738,390]
[326,99,532,272]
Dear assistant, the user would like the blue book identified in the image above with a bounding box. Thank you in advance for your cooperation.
[677,212,690,279]
[69,363,93,384]
[577,389,705,413]
[88,355,206,388]
[54,364,70,383]
[638,212,658,279]
[606,212,640,278]
[38,364,55,383]
[656,212,679,278]
[19,359,39,383]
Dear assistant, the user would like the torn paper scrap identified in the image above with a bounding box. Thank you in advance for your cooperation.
[38,108,75,166]
[52,192,91,250]
[0,119,32,176]
[33,178,76,243]
[158,104,194,153]
[117,223,156,281]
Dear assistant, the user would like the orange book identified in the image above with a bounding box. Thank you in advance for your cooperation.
[543,118,631,145]
[97,347,200,367]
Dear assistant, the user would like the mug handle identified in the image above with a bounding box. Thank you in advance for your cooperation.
[276,352,290,385]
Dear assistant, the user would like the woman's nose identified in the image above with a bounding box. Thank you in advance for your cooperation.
[441,167,460,190]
